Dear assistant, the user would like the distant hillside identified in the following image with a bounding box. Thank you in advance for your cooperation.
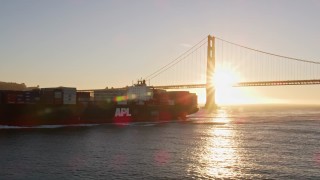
[0,81,38,91]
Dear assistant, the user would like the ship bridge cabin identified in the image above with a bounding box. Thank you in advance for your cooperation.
[127,80,153,105]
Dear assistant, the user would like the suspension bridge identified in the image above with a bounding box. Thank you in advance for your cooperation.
[80,35,320,107]
[145,35,320,108]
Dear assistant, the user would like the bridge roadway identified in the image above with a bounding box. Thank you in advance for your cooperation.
[153,79,320,89]
[79,79,320,91]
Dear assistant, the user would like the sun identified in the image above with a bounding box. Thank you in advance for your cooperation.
[212,66,242,105]
[213,67,240,90]
[211,65,265,105]
[192,64,269,106]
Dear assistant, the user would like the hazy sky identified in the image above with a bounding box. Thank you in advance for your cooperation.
[1,0,320,104]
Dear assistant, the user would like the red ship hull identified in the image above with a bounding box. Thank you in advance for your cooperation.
[0,104,198,126]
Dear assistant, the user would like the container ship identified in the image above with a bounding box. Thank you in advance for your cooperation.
[0,80,198,126]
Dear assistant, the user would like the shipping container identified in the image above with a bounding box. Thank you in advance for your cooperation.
[76,92,90,105]
[16,93,25,104]
[6,93,16,104]
[0,90,25,104]
[0,91,3,104]
[77,92,90,101]
[23,89,40,104]
[40,87,76,105]
[154,92,169,104]
[167,91,191,106]
[62,88,76,105]
[40,88,55,104]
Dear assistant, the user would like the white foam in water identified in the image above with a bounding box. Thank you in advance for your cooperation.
[0,124,100,129]
[0,125,31,129]
[129,121,174,126]
[129,122,156,126]
[142,124,156,126]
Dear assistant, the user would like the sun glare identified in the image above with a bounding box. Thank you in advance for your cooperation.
[213,67,240,90]
[213,66,242,105]
[192,65,279,106]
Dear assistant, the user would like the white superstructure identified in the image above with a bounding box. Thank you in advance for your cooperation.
[127,80,153,102]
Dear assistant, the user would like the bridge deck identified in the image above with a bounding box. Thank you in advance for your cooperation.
[153,79,320,89]
[78,80,320,91]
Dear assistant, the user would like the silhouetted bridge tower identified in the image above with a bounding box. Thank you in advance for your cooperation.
[206,35,215,108]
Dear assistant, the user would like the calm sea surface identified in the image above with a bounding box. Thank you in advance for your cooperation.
[0,105,320,179]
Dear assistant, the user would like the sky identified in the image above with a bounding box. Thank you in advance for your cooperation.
[1,0,320,104]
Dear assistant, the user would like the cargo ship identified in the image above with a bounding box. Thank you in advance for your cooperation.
[0,80,198,126]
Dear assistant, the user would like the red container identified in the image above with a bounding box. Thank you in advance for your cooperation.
[167,91,190,105]
[1,90,25,104]
[152,89,170,104]
[76,92,90,105]
[76,92,90,101]
[158,93,169,104]
[41,90,55,104]
[40,88,63,104]
[6,93,17,104]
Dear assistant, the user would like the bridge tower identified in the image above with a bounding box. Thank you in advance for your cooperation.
[205,35,216,109]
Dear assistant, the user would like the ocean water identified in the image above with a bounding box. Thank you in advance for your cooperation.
[0,105,320,179]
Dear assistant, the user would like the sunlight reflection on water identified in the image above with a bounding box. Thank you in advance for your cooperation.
[212,109,230,124]
[204,127,238,178]
[187,109,241,179]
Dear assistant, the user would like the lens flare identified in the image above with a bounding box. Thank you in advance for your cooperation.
[114,96,127,102]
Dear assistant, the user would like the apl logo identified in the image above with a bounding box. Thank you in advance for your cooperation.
[115,108,132,117]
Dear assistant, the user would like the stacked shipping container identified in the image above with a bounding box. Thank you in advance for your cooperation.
[41,87,76,105]
[23,90,40,104]
[41,88,62,104]
[76,92,90,105]
[0,87,77,105]
[0,86,197,108]
[62,88,76,105]
[0,91,23,104]
[0,90,40,104]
